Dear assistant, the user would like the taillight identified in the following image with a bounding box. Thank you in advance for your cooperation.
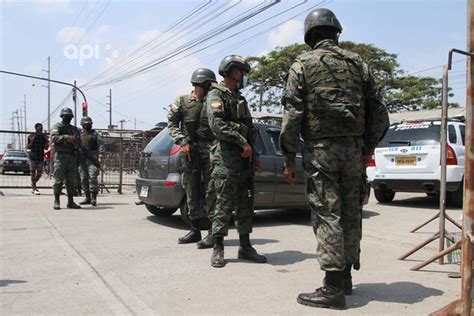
[169,144,180,155]
[164,181,177,187]
[368,154,376,167]
[446,145,457,165]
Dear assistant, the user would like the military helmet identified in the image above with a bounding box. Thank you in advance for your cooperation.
[191,68,217,85]
[304,8,342,45]
[218,55,251,77]
[81,116,93,126]
[59,107,74,117]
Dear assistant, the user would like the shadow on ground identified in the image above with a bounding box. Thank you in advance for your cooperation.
[224,238,279,247]
[381,195,462,210]
[265,250,316,266]
[347,281,443,308]
[0,280,27,287]
[146,215,189,230]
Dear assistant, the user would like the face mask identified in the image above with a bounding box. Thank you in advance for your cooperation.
[62,116,73,124]
[241,75,248,88]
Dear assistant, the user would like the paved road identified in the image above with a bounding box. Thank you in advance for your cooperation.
[0,189,465,315]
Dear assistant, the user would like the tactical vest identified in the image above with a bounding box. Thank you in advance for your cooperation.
[81,130,99,151]
[180,95,214,142]
[211,83,253,143]
[298,45,366,140]
[54,123,79,153]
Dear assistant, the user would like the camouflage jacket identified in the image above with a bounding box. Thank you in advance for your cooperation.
[167,93,214,146]
[50,121,81,154]
[206,82,256,174]
[280,39,389,167]
[80,129,105,157]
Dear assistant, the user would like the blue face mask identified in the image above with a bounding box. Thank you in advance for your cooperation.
[241,75,248,89]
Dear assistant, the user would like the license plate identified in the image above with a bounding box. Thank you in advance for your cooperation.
[395,156,416,166]
[14,160,22,164]
[140,185,149,197]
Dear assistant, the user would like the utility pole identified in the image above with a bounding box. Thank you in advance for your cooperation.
[42,56,51,132]
[13,110,21,149]
[23,94,27,132]
[73,80,77,126]
[134,118,137,130]
[119,119,126,130]
[107,88,112,129]
[10,112,16,149]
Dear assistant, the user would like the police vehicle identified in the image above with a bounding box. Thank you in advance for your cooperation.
[366,119,465,207]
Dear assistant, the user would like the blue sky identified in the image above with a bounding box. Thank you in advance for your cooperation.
[0,0,468,133]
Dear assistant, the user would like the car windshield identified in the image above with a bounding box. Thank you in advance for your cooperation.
[378,122,440,147]
[5,151,28,158]
[145,129,174,156]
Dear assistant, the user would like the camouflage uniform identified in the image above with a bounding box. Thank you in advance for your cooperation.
[168,94,214,221]
[79,129,104,196]
[280,39,389,271]
[206,82,256,238]
[50,122,81,197]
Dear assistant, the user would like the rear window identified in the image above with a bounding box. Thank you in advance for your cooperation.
[378,122,440,147]
[267,129,303,157]
[145,129,174,156]
[5,151,28,158]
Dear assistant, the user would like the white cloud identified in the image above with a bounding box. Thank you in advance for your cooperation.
[268,19,303,48]
[56,26,86,44]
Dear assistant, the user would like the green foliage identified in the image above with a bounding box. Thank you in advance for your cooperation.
[245,41,458,113]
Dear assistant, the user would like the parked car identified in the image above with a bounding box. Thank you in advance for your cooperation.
[136,123,370,224]
[366,119,465,207]
[1,150,30,175]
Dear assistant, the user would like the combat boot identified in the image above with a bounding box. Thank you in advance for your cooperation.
[53,194,61,210]
[79,192,91,205]
[211,237,225,268]
[297,284,346,309]
[67,195,81,209]
[343,264,353,295]
[91,192,98,206]
[197,230,214,249]
[178,220,201,244]
[237,234,267,263]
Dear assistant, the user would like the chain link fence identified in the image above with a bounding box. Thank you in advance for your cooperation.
[0,128,162,192]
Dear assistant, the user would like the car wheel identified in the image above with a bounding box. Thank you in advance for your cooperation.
[145,204,177,216]
[447,181,463,208]
[179,199,191,227]
[374,188,395,203]
[426,192,438,197]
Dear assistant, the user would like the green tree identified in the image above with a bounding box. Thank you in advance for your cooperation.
[245,41,456,113]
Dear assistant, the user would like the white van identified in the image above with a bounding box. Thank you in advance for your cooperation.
[366,119,465,207]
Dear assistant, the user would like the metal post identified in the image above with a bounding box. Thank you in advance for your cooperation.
[73,80,77,126]
[47,56,51,132]
[108,89,112,129]
[118,133,123,194]
[439,65,449,264]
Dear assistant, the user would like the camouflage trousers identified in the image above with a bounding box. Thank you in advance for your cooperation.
[211,171,253,238]
[79,160,100,194]
[181,142,213,221]
[52,152,77,196]
[303,137,363,271]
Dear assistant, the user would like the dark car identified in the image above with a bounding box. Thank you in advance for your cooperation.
[1,150,30,175]
[136,123,369,224]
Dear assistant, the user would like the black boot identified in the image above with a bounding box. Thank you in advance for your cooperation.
[79,192,91,205]
[237,234,267,263]
[211,237,225,268]
[53,194,61,210]
[91,192,97,206]
[178,221,201,244]
[297,271,345,309]
[343,265,353,295]
[67,195,81,209]
[197,230,214,249]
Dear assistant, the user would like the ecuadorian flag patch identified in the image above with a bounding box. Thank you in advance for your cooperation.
[210,101,222,109]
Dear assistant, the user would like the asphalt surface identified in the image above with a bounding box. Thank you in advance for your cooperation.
[0,188,466,315]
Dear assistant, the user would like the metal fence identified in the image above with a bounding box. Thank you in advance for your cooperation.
[0,128,161,192]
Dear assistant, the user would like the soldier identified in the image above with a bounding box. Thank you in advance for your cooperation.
[27,123,49,195]
[79,116,105,206]
[206,55,267,268]
[280,9,389,309]
[50,107,82,210]
[168,68,217,245]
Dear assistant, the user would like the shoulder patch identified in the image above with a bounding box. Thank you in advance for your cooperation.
[170,103,178,112]
[210,101,222,109]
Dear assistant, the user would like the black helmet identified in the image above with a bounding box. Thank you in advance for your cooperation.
[218,55,251,77]
[81,116,93,126]
[304,8,342,46]
[60,107,74,117]
[191,68,217,85]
